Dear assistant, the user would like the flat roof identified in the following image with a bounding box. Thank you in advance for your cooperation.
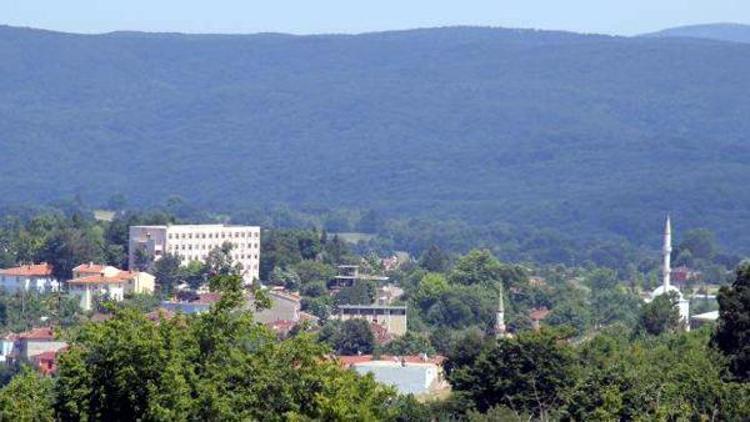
[131,224,260,229]
[338,305,407,310]
[691,310,719,321]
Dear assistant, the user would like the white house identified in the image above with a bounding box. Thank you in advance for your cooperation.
[67,263,155,311]
[0,263,59,293]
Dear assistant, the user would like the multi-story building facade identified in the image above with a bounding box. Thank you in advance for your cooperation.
[67,263,156,311]
[128,224,261,284]
[333,305,408,336]
[0,263,59,293]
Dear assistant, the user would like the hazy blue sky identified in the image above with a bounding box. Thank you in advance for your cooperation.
[3,0,748,35]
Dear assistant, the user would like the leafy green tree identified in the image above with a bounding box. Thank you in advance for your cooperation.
[152,252,182,295]
[38,226,106,281]
[678,228,719,262]
[380,331,435,356]
[639,292,682,335]
[319,319,375,355]
[449,249,504,286]
[713,262,750,380]
[293,260,336,285]
[418,245,451,273]
[0,367,54,422]
[334,280,376,305]
[449,329,576,418]
[413,272,450,309]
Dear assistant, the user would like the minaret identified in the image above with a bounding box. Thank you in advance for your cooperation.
[662,214,672,290]
[495,283,507,337]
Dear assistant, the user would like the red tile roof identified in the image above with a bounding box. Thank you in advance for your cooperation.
[0,263,53,277]
[72,263,109,274]
[18,327,55,341]
[68,271,137,285]
[32,349,65,375]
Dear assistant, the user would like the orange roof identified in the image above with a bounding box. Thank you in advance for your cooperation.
[18,327,55,341]
[72,263,109,274]
[68,271,137,285]
[0,263,53,277]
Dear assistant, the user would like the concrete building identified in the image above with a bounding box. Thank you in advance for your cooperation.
[254,289,302,324]
[67,263,155,311]
[331,265,389,287]
[339,355,446,395]
[129,224,260,284]
[15,327,67,362]
[0,263,59,293]
[334,305,407,336]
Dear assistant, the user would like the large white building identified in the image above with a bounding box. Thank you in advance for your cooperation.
[128,224,261,284]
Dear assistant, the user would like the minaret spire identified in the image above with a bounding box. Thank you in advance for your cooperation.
[663,214,672,290]
[495,282,507,338]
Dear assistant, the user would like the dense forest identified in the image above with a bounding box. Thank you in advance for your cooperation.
[2,25,750,252]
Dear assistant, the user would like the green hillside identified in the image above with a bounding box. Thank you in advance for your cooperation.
[1,25,749,249]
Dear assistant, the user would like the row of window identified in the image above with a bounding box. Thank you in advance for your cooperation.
[168,231,259,240]
[176,254,259,269]
[168,243,259,251]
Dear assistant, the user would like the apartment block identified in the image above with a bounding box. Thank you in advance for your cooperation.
[128,224,261,283]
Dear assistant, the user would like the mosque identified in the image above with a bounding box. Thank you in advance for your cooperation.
[647,215,690,330]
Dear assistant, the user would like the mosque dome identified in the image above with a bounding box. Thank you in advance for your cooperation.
[651,284,684,301]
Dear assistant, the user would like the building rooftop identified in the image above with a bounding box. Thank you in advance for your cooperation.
[0,263,53,277]
[691,310,719,322]
[67,270,139,285]
[338,304,407,310]
[18,327,55,341]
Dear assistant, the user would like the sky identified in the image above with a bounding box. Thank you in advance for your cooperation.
[3,0,749,36]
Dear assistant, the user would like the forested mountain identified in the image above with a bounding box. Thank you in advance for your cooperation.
[643,23,750,43]
[1,25,750,250]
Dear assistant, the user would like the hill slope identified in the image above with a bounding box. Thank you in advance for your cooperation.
[1,25,749,248]
[643,23,750,43]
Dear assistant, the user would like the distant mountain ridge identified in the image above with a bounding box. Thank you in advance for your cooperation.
[642,23,750,44]
[1,24,749,249]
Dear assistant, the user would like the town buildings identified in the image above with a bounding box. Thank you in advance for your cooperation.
[129,224,261,284]
[67,263,155,311]
[333,304,407,336]
[0,263,58,293]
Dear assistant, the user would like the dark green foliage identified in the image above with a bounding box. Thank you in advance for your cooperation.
[334,281,377,305]
[379,331,435,356]
[319,319,375,355]
[418,244,451,273]
[639,291,682,335]
[448,329,576,418]
[0,367,54,421]
[0,291,80,332]
[2,26,750,252]
[713,261,750,380]
[151,252,182,294]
